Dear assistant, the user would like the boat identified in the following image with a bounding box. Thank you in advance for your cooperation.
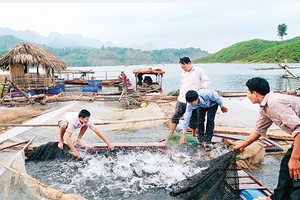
[55,69,128,87]
[54,69,135,95]
[133,68,165,94]
[217,90,247,97]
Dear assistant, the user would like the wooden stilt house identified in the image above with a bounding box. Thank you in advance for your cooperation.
[0,43,66,91]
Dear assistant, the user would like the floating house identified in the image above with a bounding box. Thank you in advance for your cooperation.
[0,43,66,94]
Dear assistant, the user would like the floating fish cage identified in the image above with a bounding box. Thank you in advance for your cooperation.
[0,140,271,200]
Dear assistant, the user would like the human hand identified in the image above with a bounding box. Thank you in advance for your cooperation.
[288,157,300,180]
[234,143,245,152]
[221,106,228,113]
[108,144,115,151]
[73,150,80,159]
[58,141,64,149]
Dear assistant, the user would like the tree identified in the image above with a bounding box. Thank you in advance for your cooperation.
[277,23,287,41]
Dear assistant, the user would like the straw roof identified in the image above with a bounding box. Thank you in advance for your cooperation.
[0,43,66,72]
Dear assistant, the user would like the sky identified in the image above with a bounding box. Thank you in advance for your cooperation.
[1,0,300,53]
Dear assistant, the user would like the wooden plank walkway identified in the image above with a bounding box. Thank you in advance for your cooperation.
[238,169,272,197]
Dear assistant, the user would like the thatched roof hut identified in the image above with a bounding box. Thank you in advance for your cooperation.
[0,43,67,89]
[0,42,66,72]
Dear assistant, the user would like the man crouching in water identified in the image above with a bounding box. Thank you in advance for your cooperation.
[58,109,114,159]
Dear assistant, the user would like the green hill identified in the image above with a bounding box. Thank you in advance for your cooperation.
[194,37,300,63]
[0,35,209,67]
[0,35,24,55]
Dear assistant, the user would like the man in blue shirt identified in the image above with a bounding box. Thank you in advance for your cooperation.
[181,89,228,151]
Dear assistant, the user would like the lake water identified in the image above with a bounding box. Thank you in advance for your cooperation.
[66,63,300,94]
[2,63,299,93]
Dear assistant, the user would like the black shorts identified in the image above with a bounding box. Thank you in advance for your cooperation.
[58,120,68,128]
[171,101,198,129]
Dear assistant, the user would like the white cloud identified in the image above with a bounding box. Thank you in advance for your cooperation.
[0,1,299,53]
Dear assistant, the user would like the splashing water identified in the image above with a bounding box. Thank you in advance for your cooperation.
[26,148,206,200]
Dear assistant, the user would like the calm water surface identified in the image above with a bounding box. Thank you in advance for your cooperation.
[68,63,300,94]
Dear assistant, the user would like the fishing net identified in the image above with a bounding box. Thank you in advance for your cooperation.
[0,142,87,200]
[170,150,240,200]
[166,133,199,147]
[25,141,74,161]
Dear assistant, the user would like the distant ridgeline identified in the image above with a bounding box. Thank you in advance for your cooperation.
[0,35,209,67]
[194,36,300,64]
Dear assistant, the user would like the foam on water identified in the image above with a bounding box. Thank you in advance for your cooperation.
[26,148,204,199]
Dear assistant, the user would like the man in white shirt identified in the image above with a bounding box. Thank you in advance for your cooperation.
[169,57,210,137]
[58,109,114,159]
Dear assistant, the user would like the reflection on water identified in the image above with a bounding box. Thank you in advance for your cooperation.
[26,148,204,200]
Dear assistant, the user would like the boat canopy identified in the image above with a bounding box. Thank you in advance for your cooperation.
[133,68,165,75]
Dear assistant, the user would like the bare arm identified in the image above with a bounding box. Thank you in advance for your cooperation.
[94,128,115,151]
[65,131,80,158]
[234,132,261,152]
[288,133,300,180]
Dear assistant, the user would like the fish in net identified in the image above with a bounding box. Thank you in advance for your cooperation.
[0,143,87,200]
[25,141,75,161]
[170,150,240,200]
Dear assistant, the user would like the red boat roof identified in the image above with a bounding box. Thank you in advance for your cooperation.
[133,68,165,75]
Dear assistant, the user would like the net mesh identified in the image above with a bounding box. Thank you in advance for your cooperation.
[0,142,87,200]
[1,142,240,200]
[170,150,240,200]
[25,142,74,161]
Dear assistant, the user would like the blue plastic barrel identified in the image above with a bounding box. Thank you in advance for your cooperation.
[56,82,66,92]
[88,81,102,87]
[47,87,61,94]
[240,189,266,200]
[82,86,98,92]
[27,90,36,96]
[12,92,23,98]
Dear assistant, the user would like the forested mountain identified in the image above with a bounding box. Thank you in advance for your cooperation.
[194,37,300,63]
[3,29,300,66]
[0,35,209,66]
[0,35,24,56]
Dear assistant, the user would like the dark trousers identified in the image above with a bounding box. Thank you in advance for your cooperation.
[197,104,218,144]
[271,145,300,200]
[171,101,198,129]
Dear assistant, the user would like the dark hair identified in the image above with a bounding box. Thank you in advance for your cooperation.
[179,57,191,65]
[78,109,91,118]
[186,90,198,103]
[246,77,270,95]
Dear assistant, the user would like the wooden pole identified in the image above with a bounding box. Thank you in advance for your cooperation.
[14,84,34,104]
[0,140,29,151]
[1,82,12,103]
[278,63,300,81]
[0,117,168,127]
